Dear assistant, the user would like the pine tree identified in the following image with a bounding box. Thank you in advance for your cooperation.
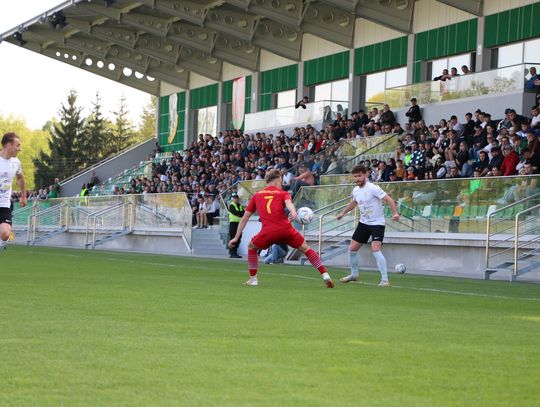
[82,92,111,163]
[110,95,134,153]
[134,96,157,143]
[34,89,86,187]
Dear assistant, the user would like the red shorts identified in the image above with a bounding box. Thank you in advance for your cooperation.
[251,226,305,250]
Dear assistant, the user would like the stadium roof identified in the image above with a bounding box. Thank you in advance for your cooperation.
[0,0,483,95]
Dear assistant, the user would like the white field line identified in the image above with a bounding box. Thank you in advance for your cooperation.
[30,251,540,302]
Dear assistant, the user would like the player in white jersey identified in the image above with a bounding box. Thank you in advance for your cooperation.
[0,133,27,250]
[336,165,399,286]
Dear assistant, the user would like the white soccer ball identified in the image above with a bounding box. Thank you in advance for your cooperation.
[395,263,407,274]
[297,207,314,225]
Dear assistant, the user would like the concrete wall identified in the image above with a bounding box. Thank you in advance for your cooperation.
[301,34,348,61]
[60,138,156,197]
[354,18,403,48]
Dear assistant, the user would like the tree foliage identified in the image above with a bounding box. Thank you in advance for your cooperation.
[0,115,50,191]
[33,89,86,187]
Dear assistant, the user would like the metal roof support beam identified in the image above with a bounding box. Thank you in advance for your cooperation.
[253,18,302,61]
[167,22,217,54]
[177,46,222,80]
[212,34,259,70]
[436,0,483,16]
[352,0,414,33]
[153,0,212,26]
[204,7,258,42]
[301,2,355,47]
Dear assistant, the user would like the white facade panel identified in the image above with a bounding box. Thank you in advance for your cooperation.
[222,63,252,82]
[301,34,348,61]
[259,50,295,71]
[189,73,215,89]
[413,0,474,33]
[353,18,403,48]
[484,0,538,15]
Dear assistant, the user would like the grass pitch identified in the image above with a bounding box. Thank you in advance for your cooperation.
[0,245,539,407]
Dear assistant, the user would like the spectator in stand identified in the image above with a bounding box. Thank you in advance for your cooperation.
[206,195,220,228]
[87,170,100,190]
[461,65,471,75]
[380,104,396,127]
[356,109,370,127]
[405,98,422,123]
[295,96,309,109]
[434,69,451,81]
[486,147,504,176]
[527,131,540,171]
[264,243,288,264]
[526,67,540,94]
[450,67,460,77]
[530,105,540,136]
[195,195,209,229]
[291,164,315,197]
[500,145,519,176]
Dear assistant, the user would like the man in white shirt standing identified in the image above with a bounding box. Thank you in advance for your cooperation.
[0,133,27,250]
[336,165,399,287]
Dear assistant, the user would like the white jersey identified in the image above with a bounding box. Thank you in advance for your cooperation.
[0,156,22,208]
[352,182,387,226]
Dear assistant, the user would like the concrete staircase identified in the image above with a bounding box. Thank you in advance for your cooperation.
[191,227,229,257]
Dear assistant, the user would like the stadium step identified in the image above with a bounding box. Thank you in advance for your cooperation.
[29,227,67,245]
[191,227,229,257]
[485,249,540,281]
[85,229,132,248]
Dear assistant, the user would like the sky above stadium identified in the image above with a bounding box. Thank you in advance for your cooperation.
[0,0,151,130]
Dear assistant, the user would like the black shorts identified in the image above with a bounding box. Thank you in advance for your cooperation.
[352,222,385,244]
[0,207,12,226]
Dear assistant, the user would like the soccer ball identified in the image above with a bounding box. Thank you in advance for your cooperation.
[395,263,407,274]
[297,207,314,225]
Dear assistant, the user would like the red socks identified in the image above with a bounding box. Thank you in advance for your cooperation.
[248,249,258,277]
[305,249,327,274]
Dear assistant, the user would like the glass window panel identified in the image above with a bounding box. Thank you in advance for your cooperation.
[385,67,407,88]
[365,71,385,103]
[498,43,523,67]
[314,82,331,101]
[330,79,349,102]
[448,53,471,73]
[431,58,448,78]
[276,89,296,108]
[524,38,540,63]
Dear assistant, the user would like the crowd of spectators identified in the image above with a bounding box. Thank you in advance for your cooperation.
[10,179,61,205]
[103,91,538,226]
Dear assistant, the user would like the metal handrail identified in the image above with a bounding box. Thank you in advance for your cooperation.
[485,192,540,268]
[28,203,67,244]
[136,203,173,227]
[85,202,131,248]
[513,204,540,277]
[318,203,354,254]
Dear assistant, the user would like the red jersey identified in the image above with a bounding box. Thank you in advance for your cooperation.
[246,186,292,230]
[246,185,305,250]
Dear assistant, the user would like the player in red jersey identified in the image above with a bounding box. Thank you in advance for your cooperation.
[228,169,334,288]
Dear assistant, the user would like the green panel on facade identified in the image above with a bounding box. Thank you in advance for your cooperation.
[509,8,520,43]
[303,51,349,86]
[260,94,272,111]
[484,3,540,48]
[415,32,427,61]
[222,80,233,103]
[354,37,407,76]
[190,83,218,110]
[414,18,477,62]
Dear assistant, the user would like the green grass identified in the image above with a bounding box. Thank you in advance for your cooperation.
[0,246,539,407]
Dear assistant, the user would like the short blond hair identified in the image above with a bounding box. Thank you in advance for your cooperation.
[265,169,282,184]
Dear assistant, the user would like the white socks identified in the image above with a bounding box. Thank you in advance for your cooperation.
[349,251,359,277]
[372,251,388,282]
